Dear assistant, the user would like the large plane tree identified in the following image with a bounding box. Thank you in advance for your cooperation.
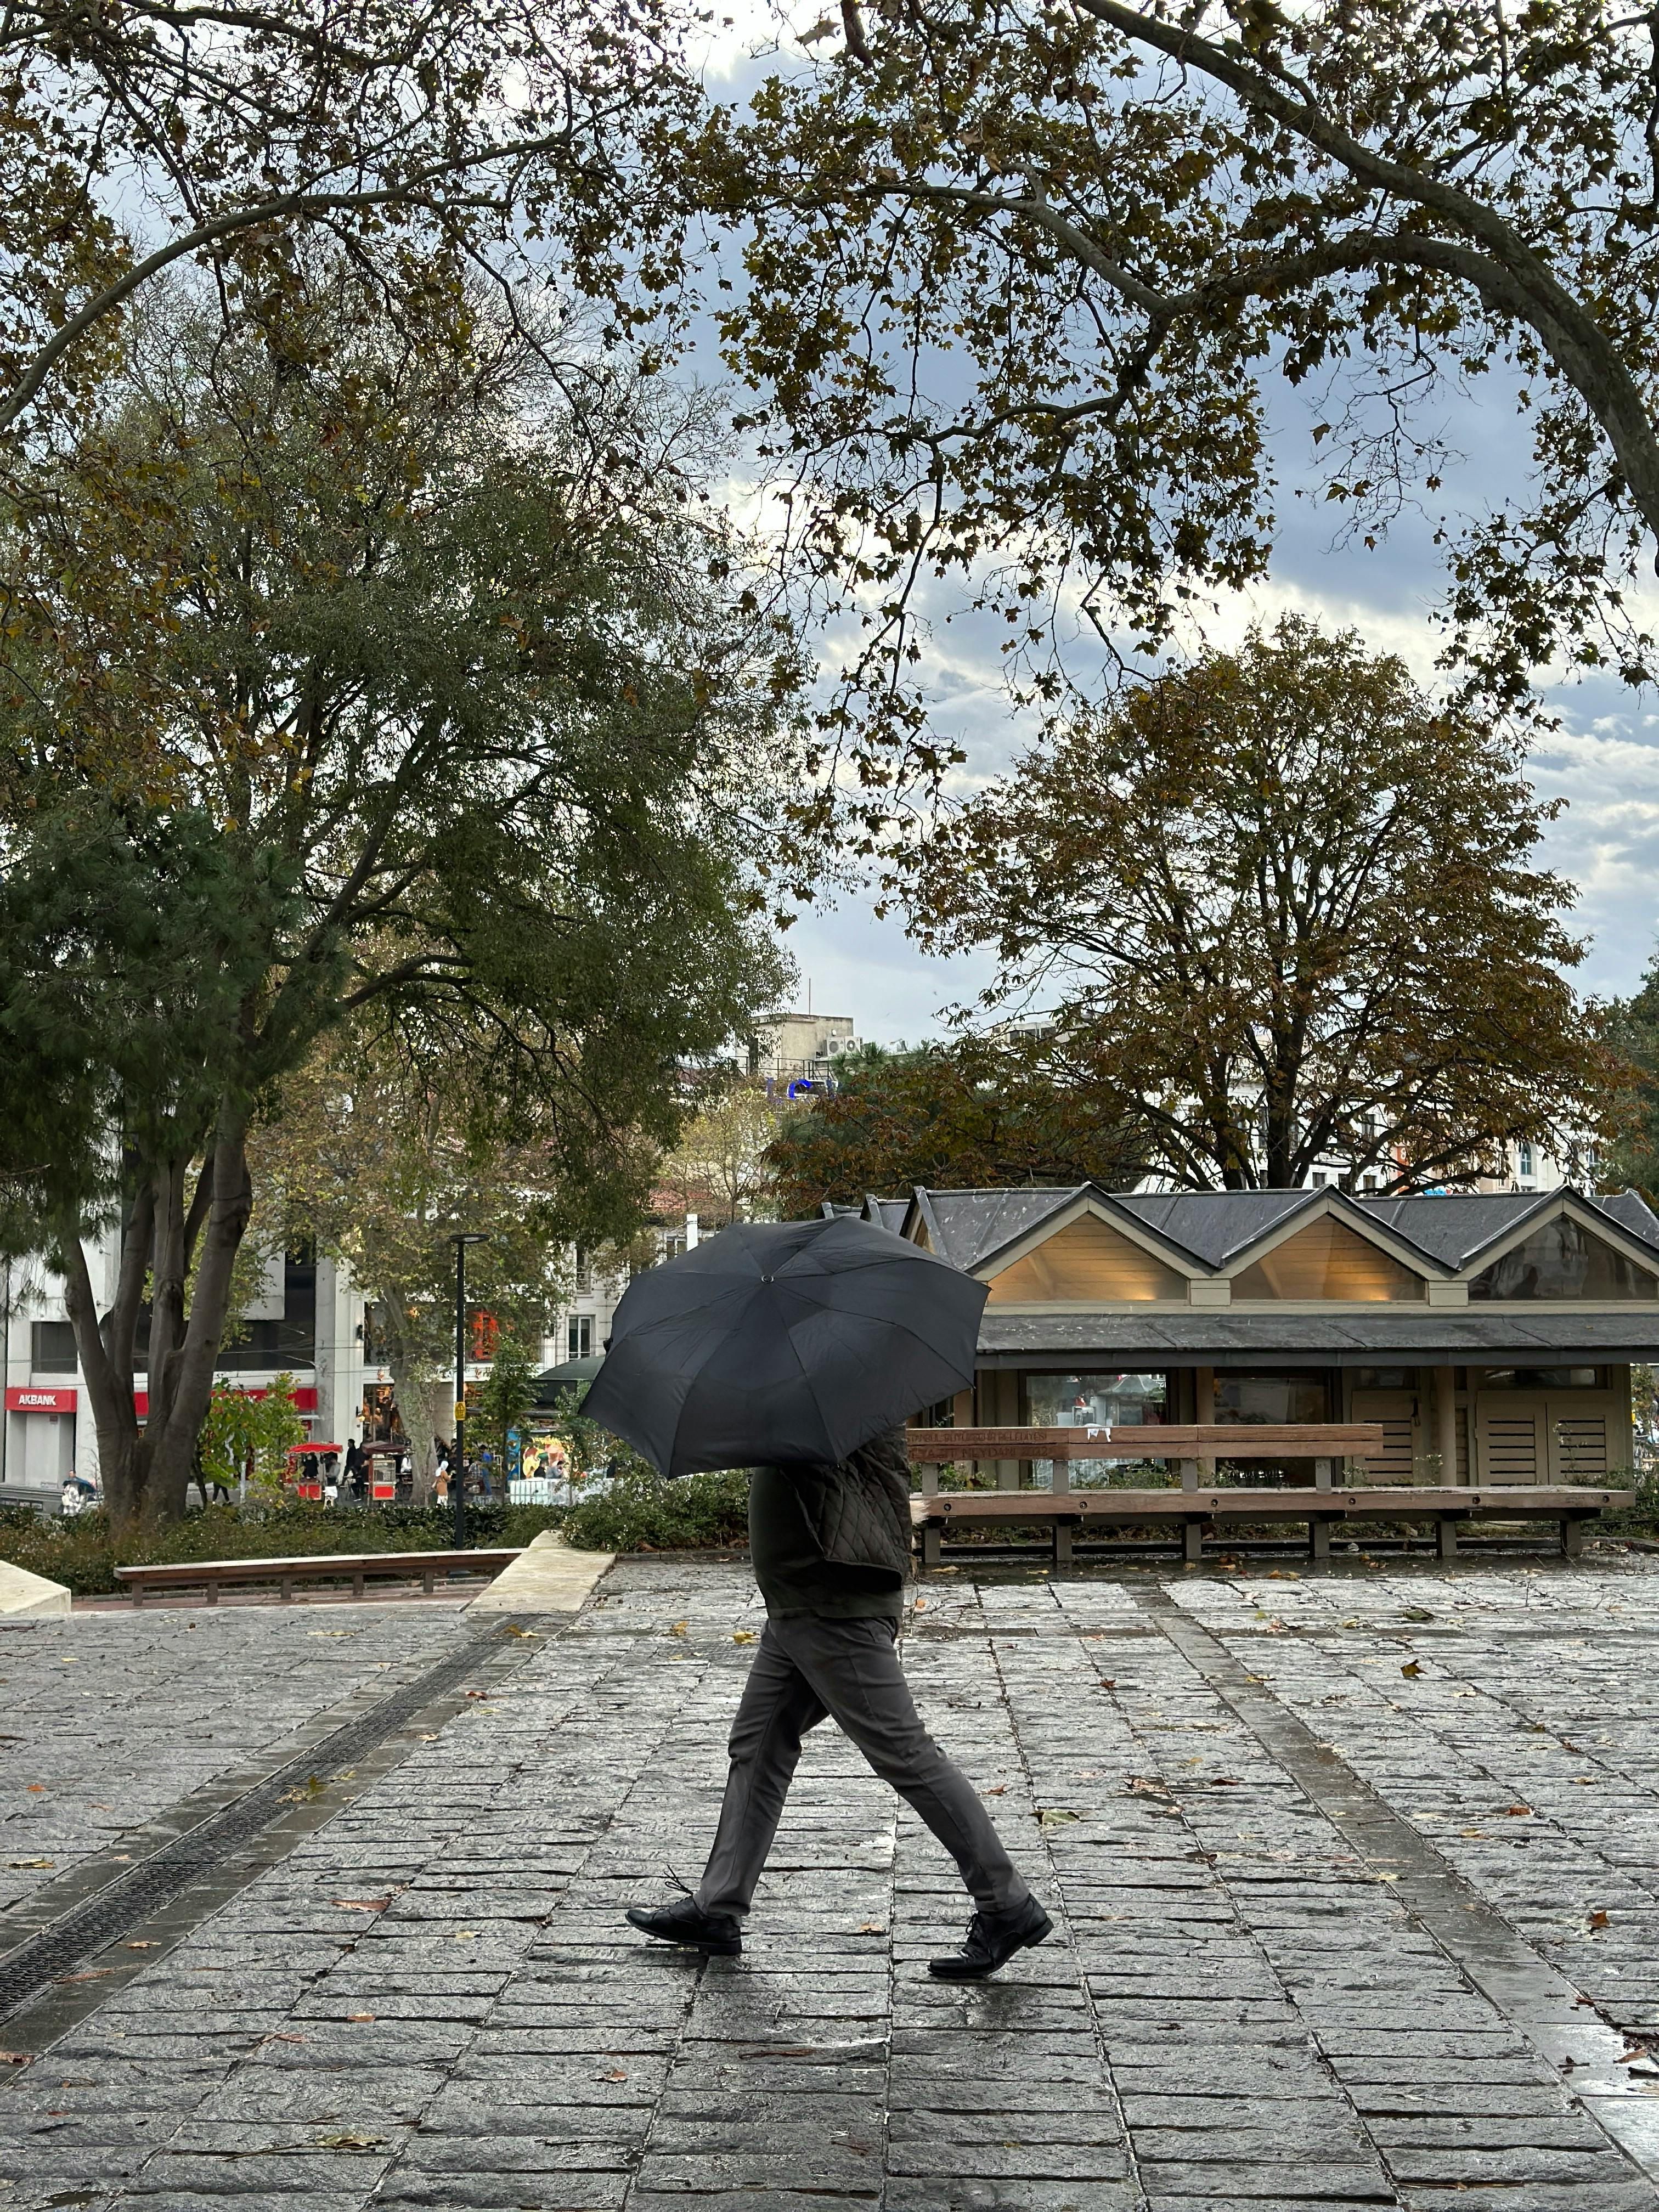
[0,281,797,1531]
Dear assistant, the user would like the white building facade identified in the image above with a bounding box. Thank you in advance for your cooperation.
[0,1230,370,1509]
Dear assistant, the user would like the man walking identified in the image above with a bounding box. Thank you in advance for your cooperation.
[626,1429,1051,1980]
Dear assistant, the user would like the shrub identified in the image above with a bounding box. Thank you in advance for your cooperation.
[560,1467,750,1553]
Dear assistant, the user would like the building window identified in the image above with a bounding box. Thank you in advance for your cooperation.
[1230,1218,1424,1301]
[1215,1373,1329,1425]
[574,1247,592,1294]
[30,1321,78,1373]
[1026,1373,1167,1428]
[568,1316,593,1361]
[1517,1143,1535,1178]
[1469,1220,1658,1300]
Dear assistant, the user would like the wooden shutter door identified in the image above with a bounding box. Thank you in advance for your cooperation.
[1350,1391,1419,1482]
[1474,1393,1544,1484]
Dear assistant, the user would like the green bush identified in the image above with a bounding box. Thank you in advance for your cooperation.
[560,1467,750,1553]
[0,1499,569,1597]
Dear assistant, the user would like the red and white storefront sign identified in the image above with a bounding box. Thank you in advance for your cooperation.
[131,1384,319,1417]
[5,1386,76,1413]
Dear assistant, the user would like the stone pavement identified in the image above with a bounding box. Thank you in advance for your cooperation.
[4,1553,1659,2209]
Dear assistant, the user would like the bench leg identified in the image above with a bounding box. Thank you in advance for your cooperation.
[1053,1519,1074,1569]
[281,1575,295,1602]
[1309,1519,1331,1564]
[206,1582,218,1606]
[1436,1516,1459,1562]
[1562,1517,1584,1560]
[921,1520,943,1570]
[1183,1517,1205,1567]
[421,1568,435,1595]
[352,1571,366,1599]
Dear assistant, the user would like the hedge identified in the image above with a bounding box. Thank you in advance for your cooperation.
[0,1500,567,1598]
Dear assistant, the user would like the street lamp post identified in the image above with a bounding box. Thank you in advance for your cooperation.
[450,1233,486,1550]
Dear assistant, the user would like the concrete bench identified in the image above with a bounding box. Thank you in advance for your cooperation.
[115,1548,523,1606]
[906,1427,1613,1565]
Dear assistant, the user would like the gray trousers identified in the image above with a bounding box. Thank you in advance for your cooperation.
[696,1613,1029,1918]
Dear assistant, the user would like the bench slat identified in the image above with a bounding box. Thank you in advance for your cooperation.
[116,1548,521,1587]
[911,1486,1611,1522]
[906,1424,1386,1463]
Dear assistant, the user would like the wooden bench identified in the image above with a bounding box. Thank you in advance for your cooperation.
[115,1548,523,1607]
[906,1427,1613,1566]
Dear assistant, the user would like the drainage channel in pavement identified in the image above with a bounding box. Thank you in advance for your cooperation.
[1129,1579,1659,2185]
[0,1610,561,2053]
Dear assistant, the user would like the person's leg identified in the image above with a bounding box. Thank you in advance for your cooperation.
[696,1621,829,1918]
[774,1615,1030,1916]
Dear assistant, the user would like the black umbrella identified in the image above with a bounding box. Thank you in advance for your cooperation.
[580,1215,987,1479]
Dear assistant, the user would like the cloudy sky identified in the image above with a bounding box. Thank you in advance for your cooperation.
[695,22,1659,1046]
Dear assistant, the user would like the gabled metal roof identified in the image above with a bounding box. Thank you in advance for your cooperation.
[902,1187,1086,1270]
[1114,1189,1316,1267]
[895,1182,1659,1282]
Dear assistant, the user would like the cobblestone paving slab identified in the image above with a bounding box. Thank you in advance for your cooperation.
[0,1604,477,1912]
[6,1558,1659,2210]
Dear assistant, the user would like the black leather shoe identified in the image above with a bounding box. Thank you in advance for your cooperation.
[625,1898,742,1956]
[928,1895,1053,1980]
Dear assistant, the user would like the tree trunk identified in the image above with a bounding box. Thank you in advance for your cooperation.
[60,1111,255,1534]
[387,1349,441,1505]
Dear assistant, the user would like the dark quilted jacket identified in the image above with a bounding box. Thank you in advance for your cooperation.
[787,1426,913,1584]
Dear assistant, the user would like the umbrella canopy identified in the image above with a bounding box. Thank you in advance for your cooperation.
[580,1215,988,1479]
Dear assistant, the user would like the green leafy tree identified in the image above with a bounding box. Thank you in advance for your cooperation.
[0,283,796,1532]
[702,1,1659,738]
[249,1021,599,1500]
[765,1040,1145,1216]
[905,619,1608,1191]
[476,1337,539,1481]
[656,1079,796,1227]
[196,1374,307,1503]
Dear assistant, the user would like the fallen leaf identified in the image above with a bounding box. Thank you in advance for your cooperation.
[669,1621,689,1637]
[307,1630,349,1639]
[1038,1807,1081,1828]
[1505,1805,1532,1817]
[8,1859,54,1870]
[26,1785,43,1795]
[0,2052,29,2065]
[503,1624,536,1638]
[332,1899,390,1912]
[316,2131,386,2151]
[981,1784,1006,1797]
[732,1630,757,1645]
[855,1923,885,1935]
[1400,1661,1421,1678]
[123,1942,155,1951]
[914,1600,927,1611]
[346,2012,376,2023]
[1402,1607,1434,1622]
[601,2068,628,2081]
[1589,1910,1611,1930]
[1210,1778,1241,1787]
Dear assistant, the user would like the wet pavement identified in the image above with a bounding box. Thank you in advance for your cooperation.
[3,1551,1659,2209]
